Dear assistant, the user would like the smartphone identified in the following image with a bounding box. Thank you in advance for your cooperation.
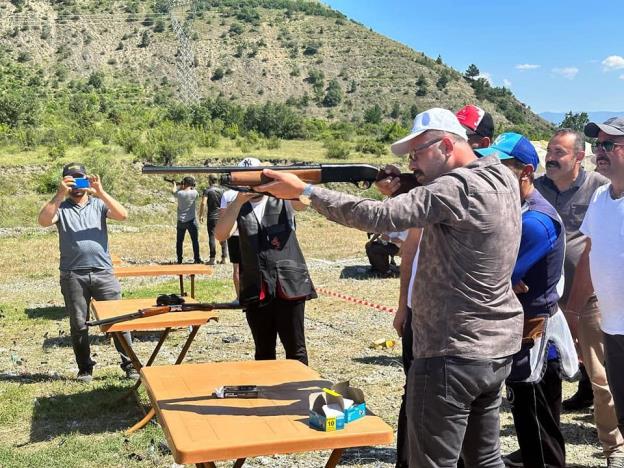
[73,178,90,189]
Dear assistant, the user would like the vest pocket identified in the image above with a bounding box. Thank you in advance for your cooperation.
[275,261,314,300]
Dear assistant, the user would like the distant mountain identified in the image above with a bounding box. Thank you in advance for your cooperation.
[540,111,624,125]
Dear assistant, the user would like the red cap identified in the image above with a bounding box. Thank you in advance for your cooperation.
[455,105,494,139]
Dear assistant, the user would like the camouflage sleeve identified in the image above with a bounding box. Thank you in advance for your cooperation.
[310,173,470,234]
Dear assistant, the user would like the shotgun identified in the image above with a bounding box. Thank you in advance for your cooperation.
[143,163,419,195]
[87,302,241,327]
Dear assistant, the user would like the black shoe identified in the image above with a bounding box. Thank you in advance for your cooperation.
[177,258,183,264]
[562,391,593,411]
[502,450,524,467]
[219,258,227,264]
[124,367,140,380]
[194,259,203,264]
[206,258,215,265]
[76,369,93,383]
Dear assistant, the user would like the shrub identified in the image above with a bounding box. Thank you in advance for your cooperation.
[324,140,350,159]
[266,136,281,149]
[323,79,343,107]
[355,139,385,156]
[364,104,382,124]
[211,67,225,81]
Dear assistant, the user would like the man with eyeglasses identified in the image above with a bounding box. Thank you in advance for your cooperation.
[534,128,624,466]
[254,108,523,468]
[375,103,495,468]
[567,118,624,466]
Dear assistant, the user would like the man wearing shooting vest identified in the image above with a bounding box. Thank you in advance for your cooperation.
[215,159,316,365]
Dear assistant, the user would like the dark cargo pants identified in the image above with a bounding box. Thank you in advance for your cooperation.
[60,269,132,373]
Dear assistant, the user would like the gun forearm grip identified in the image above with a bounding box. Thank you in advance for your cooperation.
[225,169,323,186]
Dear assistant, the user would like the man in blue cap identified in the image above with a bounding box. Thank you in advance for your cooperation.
[477,134,578,467]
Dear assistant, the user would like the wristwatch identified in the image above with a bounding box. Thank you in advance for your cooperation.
[298,183,314,205]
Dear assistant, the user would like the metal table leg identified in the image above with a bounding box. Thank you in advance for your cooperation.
[125,325,202,434]
[179,274,185,296]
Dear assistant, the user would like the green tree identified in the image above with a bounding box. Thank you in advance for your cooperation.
[390,101,400,119]
[436,72,450,90]
[323,79,343,107]
[364,104,383,124]
[435,55,443,65]
[559,111,590,132]
[464,64,480,80]
[139,30,151,48]
[87,71,104,89]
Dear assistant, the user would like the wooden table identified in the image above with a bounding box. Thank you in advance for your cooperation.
[90,298,219,433]
[141,360,393,467]
[113,264,213,298]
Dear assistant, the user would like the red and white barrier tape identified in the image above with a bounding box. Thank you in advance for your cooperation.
[316,287,397,315]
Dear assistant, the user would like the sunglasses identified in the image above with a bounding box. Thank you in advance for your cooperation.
[408,137,444,161]
[592,141,624,152]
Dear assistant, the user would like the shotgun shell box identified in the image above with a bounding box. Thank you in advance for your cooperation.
[332,381,366,423]
[309,390,345,432]
[214,385,259,398]
[308,382,367,431]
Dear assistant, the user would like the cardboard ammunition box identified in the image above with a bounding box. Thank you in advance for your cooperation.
[333,381,366,423]
[308,389,345,432]
[308,382,366,431]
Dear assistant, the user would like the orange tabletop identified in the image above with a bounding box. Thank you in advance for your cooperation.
[113,264,213,277]
[141,360,393,465]
[111,253,122,265]
[90,298,218,333]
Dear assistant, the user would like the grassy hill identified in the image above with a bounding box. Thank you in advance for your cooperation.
[0,0,552,137]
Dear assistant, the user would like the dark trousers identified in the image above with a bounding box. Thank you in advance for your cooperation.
[406,355,512,468]
[604,333,624,438]
[207,218,227,260]
[59,270,132,372]
[576,362,594,398]
[366,240,399,275]
[396,307,413,468]
[245,297,308,365]
[507,359,565,467]
[176,219,201,263]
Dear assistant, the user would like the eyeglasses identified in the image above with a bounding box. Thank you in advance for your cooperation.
[592,141,624,152]
[408,137,443,161]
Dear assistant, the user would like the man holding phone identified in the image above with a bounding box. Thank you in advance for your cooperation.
[37,162,136,382]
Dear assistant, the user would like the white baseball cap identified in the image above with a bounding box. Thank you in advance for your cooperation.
[238,157,261,167]
[391,108,468,156]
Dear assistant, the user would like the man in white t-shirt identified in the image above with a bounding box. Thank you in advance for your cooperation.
[568,117,624,446]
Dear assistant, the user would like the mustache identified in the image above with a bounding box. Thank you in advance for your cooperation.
[596,156,610,164]
[545,161,560,169]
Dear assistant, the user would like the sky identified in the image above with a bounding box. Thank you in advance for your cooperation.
[323,0,624,113]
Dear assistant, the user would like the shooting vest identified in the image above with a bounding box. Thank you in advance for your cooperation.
[237,197,317,307]
[508,190,578,383]
[519,190,565,317]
